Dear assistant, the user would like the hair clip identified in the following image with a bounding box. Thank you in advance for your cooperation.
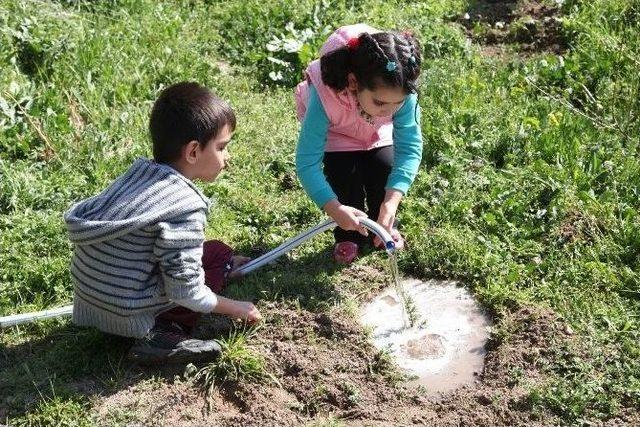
[408,55,416,64]
[346,37,360,51]
[386,60,397,72]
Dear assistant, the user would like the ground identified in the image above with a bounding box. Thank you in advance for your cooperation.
[1,274,606,426]
[1,0,639,425]
[456,0,568,56]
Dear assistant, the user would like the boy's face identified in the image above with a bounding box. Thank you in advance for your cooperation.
[193,124,233,182]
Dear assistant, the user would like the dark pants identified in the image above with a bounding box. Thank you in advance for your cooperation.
[323,145,393,244]
[157,240,233,332]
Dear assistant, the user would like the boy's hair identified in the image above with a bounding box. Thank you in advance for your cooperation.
[150,82,236,164]
[320,31,422,94]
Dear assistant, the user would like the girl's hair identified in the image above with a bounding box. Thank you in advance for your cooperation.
[320,31,422,93]
[150,82,236,164]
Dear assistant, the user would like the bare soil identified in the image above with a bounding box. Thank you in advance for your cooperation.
[456,0,568,55]
[95,303,581,426]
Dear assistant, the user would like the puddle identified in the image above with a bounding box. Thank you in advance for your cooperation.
[360,278,492,396]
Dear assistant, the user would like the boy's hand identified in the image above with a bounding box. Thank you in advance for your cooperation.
[214,296,262,324]
[228,255,251,279]
[230,301,262,323]
[323,199,368,236]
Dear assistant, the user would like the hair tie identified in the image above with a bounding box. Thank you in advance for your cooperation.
[386,61,397,72]
[346,37,360,51]
[408,56,416,64]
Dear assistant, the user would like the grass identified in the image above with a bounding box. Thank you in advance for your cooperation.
[305,416,346,427]
[1,0,639,424]
[185,326,277,406]
[9,396,93,427]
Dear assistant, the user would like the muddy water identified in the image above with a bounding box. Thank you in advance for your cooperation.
[360,278,491,396]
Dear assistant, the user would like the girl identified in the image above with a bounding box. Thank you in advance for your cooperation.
[295,24,423,263]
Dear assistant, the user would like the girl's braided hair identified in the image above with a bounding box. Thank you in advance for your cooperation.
[320,31,422,94]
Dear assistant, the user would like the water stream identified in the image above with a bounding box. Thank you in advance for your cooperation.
[388,253,412,328]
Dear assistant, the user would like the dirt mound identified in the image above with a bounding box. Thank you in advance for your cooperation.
[426,307,567,425]
[456,0,568,55]
[211,306,403,425]
[97,303,581,426]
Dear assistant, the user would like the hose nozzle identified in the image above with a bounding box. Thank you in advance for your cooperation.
[385,239,396,254]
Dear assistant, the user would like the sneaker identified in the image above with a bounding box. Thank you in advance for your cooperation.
[333,241,359,264]
[127,320,221,365]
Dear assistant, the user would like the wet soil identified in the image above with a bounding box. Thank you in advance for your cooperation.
[361,279,492,396]
[403,333,447,359]
[95,302,581,426]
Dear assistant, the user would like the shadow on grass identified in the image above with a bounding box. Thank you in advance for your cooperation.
[225,240,348,310]
[1,322,131,420]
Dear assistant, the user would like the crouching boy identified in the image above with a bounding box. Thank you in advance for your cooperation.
[64,82,261,365]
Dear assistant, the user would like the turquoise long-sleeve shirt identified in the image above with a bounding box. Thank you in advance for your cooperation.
[295,85,423,207]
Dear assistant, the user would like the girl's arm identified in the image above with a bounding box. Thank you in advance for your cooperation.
[378,94,423,232]
[295,85,368,235]
[388,93,423,194]
[295,85,336,207]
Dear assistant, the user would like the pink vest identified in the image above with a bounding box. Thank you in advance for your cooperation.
[294,24,393,152]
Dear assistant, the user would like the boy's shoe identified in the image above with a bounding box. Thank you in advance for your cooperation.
[127,320,221,365]
[333,241,359,264]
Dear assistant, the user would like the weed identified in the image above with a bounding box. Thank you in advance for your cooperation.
[185,325,278,405]
[388,253,420,328]
[9,395,93,427]
[338,381,360,406]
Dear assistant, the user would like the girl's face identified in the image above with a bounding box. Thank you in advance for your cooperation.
[348,73,407,117]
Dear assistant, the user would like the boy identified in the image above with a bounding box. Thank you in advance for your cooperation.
[64,82,261,365]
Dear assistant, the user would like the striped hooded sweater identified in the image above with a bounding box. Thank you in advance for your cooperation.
[64,158,218,338]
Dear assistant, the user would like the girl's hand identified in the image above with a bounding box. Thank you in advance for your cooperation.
[374,190,403,248]
[228,255,251,279]
[377,203,397,233]
[323,199,369,236]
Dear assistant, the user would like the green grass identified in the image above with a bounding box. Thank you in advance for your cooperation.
[10,395,94,427]
[1,0,639,424]
[185,326,277,405]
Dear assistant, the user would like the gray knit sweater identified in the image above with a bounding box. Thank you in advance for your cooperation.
[64,158,218,338]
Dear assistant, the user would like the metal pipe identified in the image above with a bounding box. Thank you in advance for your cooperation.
[0,305,74,328]
[0,218,395,328]
[235,217,394,275]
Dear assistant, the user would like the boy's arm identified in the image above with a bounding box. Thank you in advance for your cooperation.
[153,210,217,312]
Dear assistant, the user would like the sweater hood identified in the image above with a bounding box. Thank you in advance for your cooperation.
[64,158,211,245]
